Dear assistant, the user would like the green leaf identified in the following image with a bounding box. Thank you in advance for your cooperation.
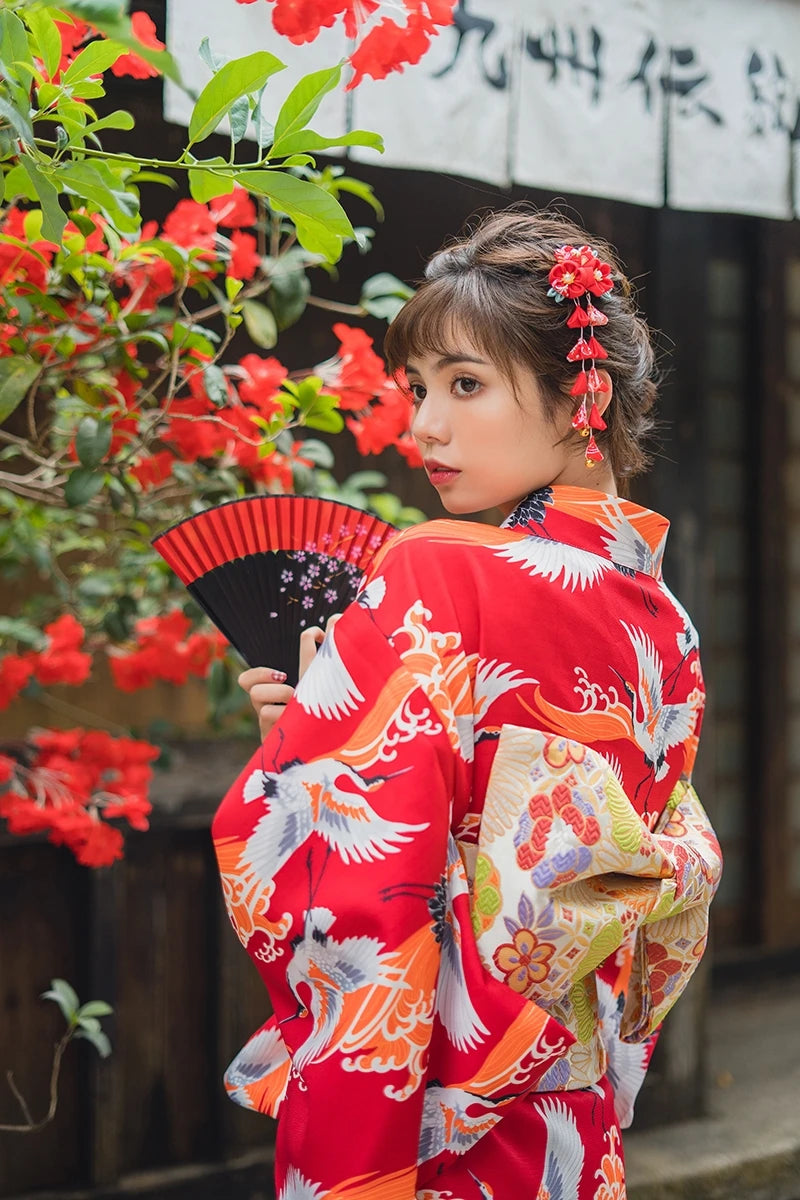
[0,616,47,649]
[242,299,278,349]
[0,358,40,423]
[75,416,112,468]
[77,1000,113,1018]
[64,467,106,507]
[188,51,285,146]
[2,162,38,202]
[56,0,125,22]
[235,170,353,262]
[57,161,139,234]
[0,96,33,145]
[361,272,414,301]
[19,156,67,242]
[0,10,34,110]
[266,255,310,331]
[198,36,228,75]
[272,127,384,160]
[74,1026,112,1058]
[41,978,80,1024]
[62,36,127,84]
[272,63,341,147]
[188,158,234,204]
[229,95,251,144]
[202,364,228,407]
[24,9,62,81]
[330,175,384,219]
[83,109,135,136]
[296,438,334,469]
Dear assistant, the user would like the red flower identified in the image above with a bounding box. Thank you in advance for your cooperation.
[269,0,344,44]
[329,323,389,411]
[238,353,288,413]
[119,254,175,310]
[210,187,257,229]
[228,230,260,280]
[162,200,217,252]
[0,655,35,710]
[31,615,92,687]
[0,794,54,836]
[130,450,174,490]
[163,396,226,461]
[110,12,165,79]
[102,793,152,831]
[73,820,125,867]
[0,242,50,292]
[348,12,433,87]
[0,755,16,785]
[341,0,380,38]
[395,432,423,467]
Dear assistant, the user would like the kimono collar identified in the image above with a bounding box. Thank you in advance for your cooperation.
[501,485,670,580]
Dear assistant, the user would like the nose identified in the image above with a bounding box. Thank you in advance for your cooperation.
[411,390,449,447]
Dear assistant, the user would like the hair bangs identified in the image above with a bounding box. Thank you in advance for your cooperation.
[384,272,517,382]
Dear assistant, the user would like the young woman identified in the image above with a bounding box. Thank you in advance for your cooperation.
[214,210,722,1200]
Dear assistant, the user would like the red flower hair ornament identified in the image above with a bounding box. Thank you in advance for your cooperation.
[547,244,614,468]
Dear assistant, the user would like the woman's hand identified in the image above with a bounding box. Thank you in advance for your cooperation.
[238,621,338,740]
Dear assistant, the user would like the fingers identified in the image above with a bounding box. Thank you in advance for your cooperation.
[298,625,326,680]
[238,666,289,693]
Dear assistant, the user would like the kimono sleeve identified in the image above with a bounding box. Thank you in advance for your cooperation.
[470,725,723,1042]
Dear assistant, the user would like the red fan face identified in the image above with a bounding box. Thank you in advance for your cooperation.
[152,496,397,684]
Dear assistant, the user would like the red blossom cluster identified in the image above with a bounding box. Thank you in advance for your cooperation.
[47,11,165,84]
[108,611,227,692]
[0,615,92,711]
[0,728,159,867]
[234,0,456,87]
[325,323,421,465]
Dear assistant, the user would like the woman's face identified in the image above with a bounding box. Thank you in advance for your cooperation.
[406,335,610,516]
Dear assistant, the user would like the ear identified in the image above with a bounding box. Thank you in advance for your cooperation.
[595,370,613,417]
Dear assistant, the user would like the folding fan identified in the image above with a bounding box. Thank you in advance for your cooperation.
[152,496,397,685]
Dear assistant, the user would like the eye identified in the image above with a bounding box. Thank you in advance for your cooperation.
[408,381,426,407]
[453,375,481,397]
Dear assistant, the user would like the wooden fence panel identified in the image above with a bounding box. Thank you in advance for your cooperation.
[0,846,86,1194]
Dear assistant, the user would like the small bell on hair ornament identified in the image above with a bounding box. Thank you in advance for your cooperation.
[571,398,590,437]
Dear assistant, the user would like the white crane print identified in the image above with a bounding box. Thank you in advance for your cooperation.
[493,535,610,592]
[614,622,697,795]
[417,1084,506,1162]
[241,757,428,886]
[285,907,396,1073]
[533,1097,585,1200]
[293,621,364,719]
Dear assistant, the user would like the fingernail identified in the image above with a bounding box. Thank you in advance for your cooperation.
[271,670,287,682]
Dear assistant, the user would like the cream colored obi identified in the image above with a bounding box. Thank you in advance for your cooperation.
[457,726,722,1096]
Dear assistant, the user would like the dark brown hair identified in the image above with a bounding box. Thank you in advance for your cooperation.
[383,208,657,484]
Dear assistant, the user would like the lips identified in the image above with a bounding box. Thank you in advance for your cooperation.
[424,460,461,486]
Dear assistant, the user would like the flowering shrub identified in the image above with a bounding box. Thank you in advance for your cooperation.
[0,0,428,867]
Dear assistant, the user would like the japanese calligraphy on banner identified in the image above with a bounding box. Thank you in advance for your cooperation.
[164,0,800,220]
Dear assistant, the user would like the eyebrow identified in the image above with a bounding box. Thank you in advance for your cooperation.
[405,353,489,375]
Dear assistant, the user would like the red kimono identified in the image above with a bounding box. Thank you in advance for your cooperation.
[213,485,722,1200]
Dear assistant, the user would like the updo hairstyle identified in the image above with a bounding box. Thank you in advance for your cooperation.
[383,209,658,484]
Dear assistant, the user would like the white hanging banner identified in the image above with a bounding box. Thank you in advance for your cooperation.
[514,0,663,208]
[665,0,794,220]
[164,0,348,147]
[163,0,800,220]
[349,11,520,187]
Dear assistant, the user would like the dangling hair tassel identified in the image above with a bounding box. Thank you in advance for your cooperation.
[547,243,614,470]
